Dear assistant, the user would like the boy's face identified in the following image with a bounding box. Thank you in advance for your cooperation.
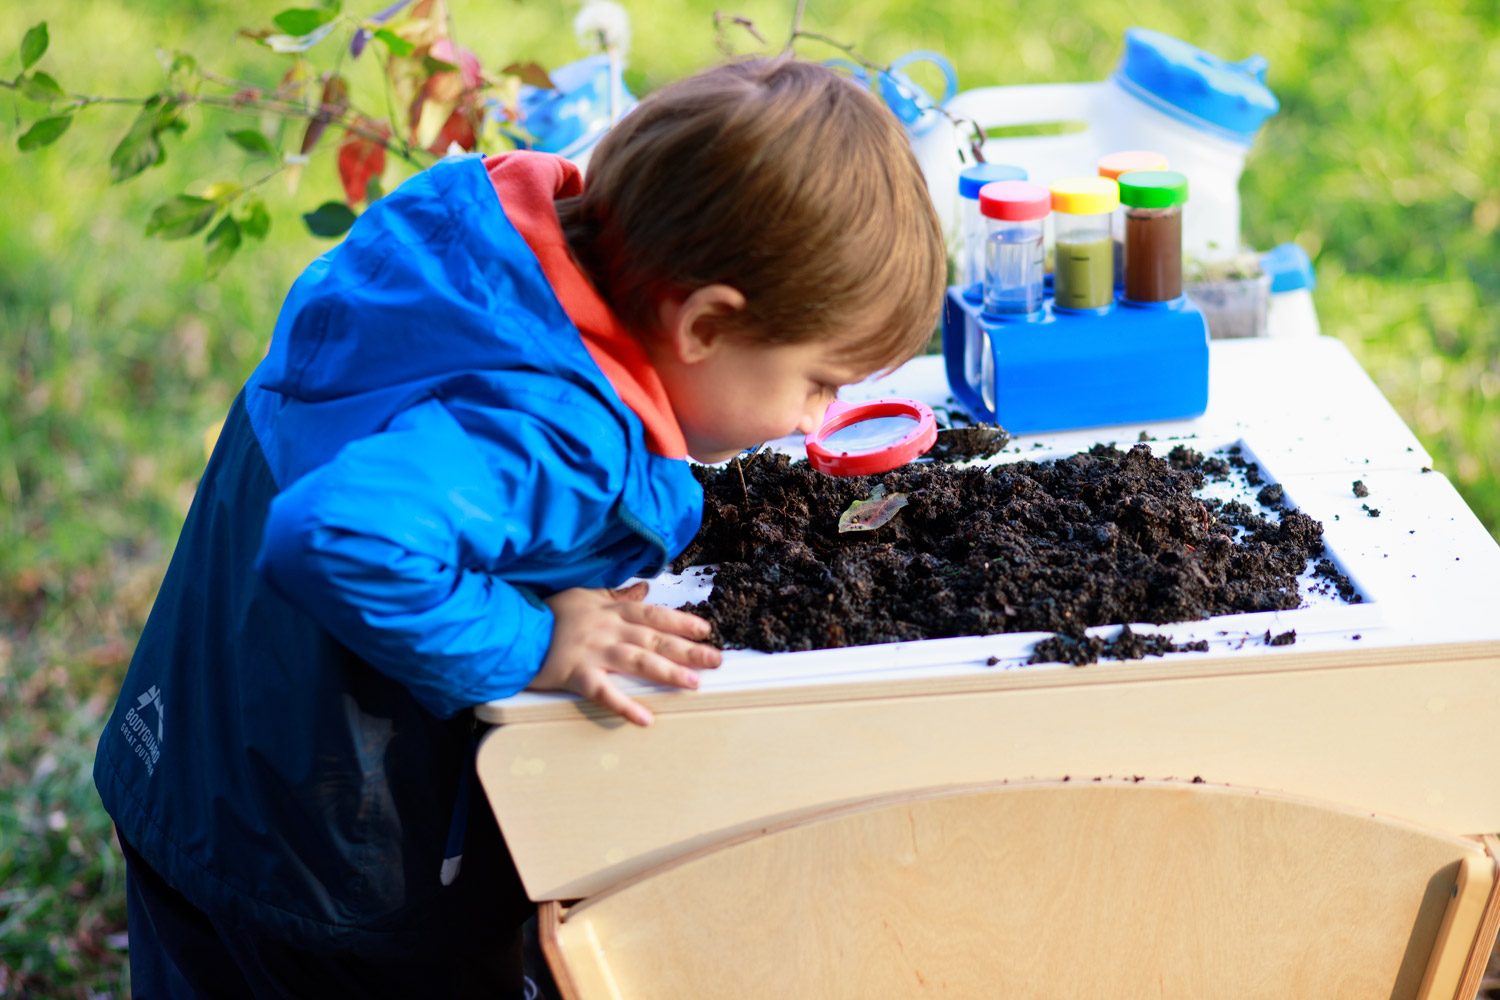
[660,333,874,465]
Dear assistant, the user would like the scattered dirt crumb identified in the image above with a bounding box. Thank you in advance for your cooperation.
[1265,629,1297,646]
[1352,480,1369,498]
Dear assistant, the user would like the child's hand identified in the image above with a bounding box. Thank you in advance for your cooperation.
[532,582,721,726]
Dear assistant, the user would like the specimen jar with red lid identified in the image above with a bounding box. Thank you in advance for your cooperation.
[978,180,1050,317]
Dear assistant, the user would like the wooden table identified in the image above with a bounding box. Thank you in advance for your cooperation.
[477,336,1500,906]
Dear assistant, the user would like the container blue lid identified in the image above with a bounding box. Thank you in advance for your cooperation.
[958,163,1028,199]
[1259,242,1316,293]
[1112,28,1279,145]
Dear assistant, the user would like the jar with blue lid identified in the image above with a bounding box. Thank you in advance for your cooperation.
[957,163,1027,302]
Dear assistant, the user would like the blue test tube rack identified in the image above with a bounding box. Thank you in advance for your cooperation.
[941,285,1209,434]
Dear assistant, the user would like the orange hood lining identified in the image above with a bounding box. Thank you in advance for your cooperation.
[483,151,687,460]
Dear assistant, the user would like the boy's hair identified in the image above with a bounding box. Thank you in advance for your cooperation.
[557,57,946,371]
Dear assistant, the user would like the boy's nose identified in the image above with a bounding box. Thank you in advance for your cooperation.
[796,400,831,436]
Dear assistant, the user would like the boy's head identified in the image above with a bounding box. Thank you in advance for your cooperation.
[558,57,947,461]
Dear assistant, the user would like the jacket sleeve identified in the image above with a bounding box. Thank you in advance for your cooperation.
[256,396,612,718]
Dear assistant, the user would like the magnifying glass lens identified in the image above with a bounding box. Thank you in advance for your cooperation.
[821,415,921,453]
[805,398,938,476]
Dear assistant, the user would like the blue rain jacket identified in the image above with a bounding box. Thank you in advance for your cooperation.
[94,153,703,947]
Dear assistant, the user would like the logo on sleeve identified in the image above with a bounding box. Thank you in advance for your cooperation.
[121,684,164,777]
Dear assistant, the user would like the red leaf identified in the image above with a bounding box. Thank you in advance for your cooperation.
[301,73,351,155]
[430,39,481,89]
[428,108,475,154]
[337,126,388,204]
[503,61,554,90]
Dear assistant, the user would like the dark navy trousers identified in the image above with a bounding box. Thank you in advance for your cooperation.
[120,833,529,999]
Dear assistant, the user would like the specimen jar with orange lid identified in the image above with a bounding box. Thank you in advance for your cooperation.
[1098,151,1168,285]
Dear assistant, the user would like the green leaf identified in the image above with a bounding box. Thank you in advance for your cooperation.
[226,129,276,157]
[20,23,48,70]
[164,51,201,96]
[266,21,339,54]
[422,55,459,75]
[201,181,242,203]
[240,197,271,240]
[272,7,337,35]
[21,70,66,103]
[109,99,166,183]
[16,114,71,151]
[154,97,189,135]
[372,28,415,56]
[301,200,357,238]
[204,215,243,277]
[145,195,218,240]
[838,484,910,533]
[364,174,384,204]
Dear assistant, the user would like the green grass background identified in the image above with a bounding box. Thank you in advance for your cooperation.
[2,0,1497,995]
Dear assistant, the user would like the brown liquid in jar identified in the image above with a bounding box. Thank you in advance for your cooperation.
[1124,207,1182,302]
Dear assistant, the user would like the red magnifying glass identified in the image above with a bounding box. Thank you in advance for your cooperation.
[804,398,939,476]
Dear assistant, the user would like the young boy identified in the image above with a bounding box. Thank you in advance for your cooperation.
[95,57,945,996]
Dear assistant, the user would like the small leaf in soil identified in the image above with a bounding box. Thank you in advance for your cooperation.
[838,484,908,533]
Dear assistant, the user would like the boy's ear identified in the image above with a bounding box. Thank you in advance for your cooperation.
[657,284,748,363]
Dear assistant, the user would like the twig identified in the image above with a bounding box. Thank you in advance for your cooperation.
[8,82,432,168]
[783,0,808,55]
[735,455,749,505]
[783,26,986,164]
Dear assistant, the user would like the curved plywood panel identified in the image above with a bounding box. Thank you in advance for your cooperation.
[546,781,1496,1000]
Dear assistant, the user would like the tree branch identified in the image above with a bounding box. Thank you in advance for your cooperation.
[783,0,808,56]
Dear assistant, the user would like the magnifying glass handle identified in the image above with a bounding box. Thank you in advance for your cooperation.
[823,399,856,422]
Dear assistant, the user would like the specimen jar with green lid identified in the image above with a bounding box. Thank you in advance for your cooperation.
[1050,177,1119,310]
[1119,170,1189,303]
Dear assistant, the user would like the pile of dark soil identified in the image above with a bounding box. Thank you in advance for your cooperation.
[676,441,1358,654]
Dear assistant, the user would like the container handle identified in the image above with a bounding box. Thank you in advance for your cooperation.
[1232,54,1269,84]
[941,297,994,422]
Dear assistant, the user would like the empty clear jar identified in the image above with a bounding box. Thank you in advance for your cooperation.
[1119,170,1189,302]
[979,180,1050,317]
[958,163,1028,301]
[1050,177,1120,310]
[1097,151,1168,287]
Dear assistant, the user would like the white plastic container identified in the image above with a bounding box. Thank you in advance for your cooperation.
[911,28,1279,265]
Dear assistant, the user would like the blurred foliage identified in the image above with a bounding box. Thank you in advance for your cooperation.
[2,0,1498,995]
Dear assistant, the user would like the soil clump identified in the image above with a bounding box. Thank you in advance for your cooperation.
[1025,625,1211,666]
[677,442,1358,654]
